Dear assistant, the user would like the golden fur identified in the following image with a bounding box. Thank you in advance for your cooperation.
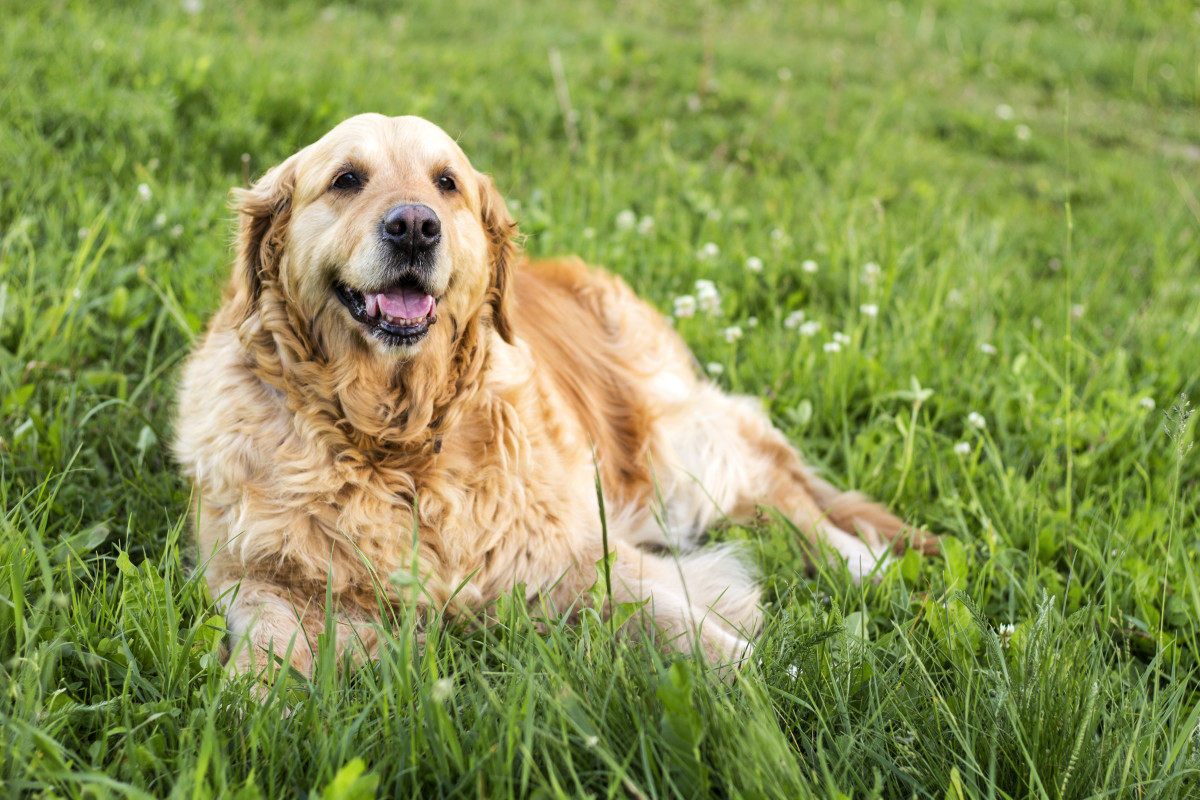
[174,114,935,677]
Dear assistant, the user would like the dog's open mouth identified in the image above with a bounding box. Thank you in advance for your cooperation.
[335,279,438,347]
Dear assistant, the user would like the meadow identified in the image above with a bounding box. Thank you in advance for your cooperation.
[2,0,1199,796]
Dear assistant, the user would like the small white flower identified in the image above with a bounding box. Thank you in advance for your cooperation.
[585,735,599,748]
[747,316,758,328]
[686,94,703,112]
[695,280,721,314]
[673,295,697,318]
[1015,124,1032,141]
[170,224,184,238]
[798,320,822,337]
[154,213,167,228]
[833,332,851,345]
[1139,397,1156,411]
[783,310,806,329]
[72,288,82,300]
[1071,304,1084,319]
[582,227,596,239]
[861,262,881,283]
[954,441,971,457]
[706,209,723,222]
[801,259,819,274]
[771,228,786,241]
[706,362,724,376]
[431,678,455,702]
[777,67,793,82]
[980,343,997,355]
[946,289,964,307]
[1032,316,1043,330]
[637,215,655,235]
[78,228,90,240]
[859,303,878,317]
[745,256,764,273]
[786,664,799,680]
[823,341,842,353]
[967,411,987,430]
[615,210,637,231]
[698,242,720,260]
[137,183,152,202]
[997,623,1016,647]
[181,0,203,14]
[723,325,743,343]
[995,103,1014,120]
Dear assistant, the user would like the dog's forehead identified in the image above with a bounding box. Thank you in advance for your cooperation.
[298,114,472,193]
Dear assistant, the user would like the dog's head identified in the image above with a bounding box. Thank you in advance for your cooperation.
[228,114,517,369]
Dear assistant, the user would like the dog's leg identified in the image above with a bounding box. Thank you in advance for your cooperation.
[655,383,934,581]
[598,541,760,663]
[721,393,937,579]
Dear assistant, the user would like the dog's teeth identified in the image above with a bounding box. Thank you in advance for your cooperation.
[365,294,379,318]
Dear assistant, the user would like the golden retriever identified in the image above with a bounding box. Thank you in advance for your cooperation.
[174,113,933,677]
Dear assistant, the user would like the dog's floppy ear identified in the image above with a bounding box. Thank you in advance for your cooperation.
[478,172,518,345]
[226,155,300,329]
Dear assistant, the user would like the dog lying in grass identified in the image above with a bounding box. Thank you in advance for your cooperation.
[174,113,934,678]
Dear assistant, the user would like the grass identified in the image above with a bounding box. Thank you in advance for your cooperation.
[2,0,1199,796]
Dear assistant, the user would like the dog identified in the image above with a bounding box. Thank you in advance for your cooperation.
[174,113,934,677]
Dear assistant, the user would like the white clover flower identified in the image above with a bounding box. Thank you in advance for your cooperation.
[154,213,167,228]
[980,343,997,355]
[798,320,822,337]
[137,183,152,202]
[786,664,799,680]
[745,256,764,273]
[615,209,637,231]
[860,303,878,317]
[967,411,987,430]
[823,341,842,353]
[861,261,881,283]
[637,215,655,235]
[777,67,793,82]
[1015,124,1032,141]
[1071,304,1084,319]
[78,228,90,240]
[585,735,599,748]
[695,280,721,314]
[801,259,819,274]
[771,228,786,241]
[181,0,203,14]
[954,441,971,457]
[946,289,964,307]
[833,332,851,345]
[997,623,1016,647]
[1139,397,1156,411]
[723,325,743,343]
[698,242,720,261]
[431,678,455,702]
[706,362,724,376]
[747,316,758,328]
[170,224,184,238]
[995,103,1014,120]
[582,227,596,239]
[686,94,702,112]
[783,310,806,329]
[673,295,697,318]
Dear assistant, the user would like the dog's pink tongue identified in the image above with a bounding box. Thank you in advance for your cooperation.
[376,287,434,320]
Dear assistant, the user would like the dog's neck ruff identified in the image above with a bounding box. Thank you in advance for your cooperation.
[237,284,488,467]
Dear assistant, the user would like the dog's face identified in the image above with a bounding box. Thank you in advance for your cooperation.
[232,114,515,363]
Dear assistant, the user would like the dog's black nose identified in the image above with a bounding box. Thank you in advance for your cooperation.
[381,204,441,251]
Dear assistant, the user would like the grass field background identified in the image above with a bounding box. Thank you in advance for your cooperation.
[3,0,1200,797]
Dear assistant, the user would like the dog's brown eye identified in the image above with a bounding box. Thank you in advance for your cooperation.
[332,171,363,191]
[437,174,457,193]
